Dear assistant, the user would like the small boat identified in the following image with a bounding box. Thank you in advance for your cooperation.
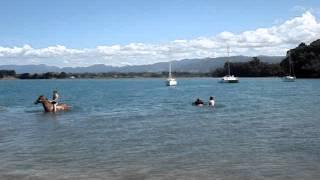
[220,75,239,83]
[283,75,296,82]
[220,46,239,83]
[166,63,177,86]
[282,51,296,82]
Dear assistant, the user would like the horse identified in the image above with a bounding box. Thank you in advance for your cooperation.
[34,95,70,112]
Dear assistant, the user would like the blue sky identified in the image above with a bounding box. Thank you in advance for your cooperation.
[1,0,319,48]
[0,0,320,66]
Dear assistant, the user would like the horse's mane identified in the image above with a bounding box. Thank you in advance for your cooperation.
[39,95,48,101]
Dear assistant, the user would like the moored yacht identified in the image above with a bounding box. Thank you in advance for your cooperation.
[283,75,296,82]
[282,51,296,82]
[220,46,239,83]
[166,63,177,86]
[220,75,239,83]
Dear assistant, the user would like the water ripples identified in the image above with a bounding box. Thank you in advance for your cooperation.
[0,78,320,179]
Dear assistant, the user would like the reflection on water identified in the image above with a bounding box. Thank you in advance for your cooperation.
[0,78,320,180]
[0,106,7,112]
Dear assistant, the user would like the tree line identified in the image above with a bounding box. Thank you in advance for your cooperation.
[280,39,320,78]
[0,71,212,79]
[0,70,16,79]
[212,39,320,78]
[211,57,283,77]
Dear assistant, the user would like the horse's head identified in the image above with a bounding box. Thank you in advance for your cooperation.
[34,95,47,104]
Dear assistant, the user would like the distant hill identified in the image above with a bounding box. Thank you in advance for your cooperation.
[115,56,282,73]
[280,39,320,78]
[0,56,283,74]
[0,64,60,74]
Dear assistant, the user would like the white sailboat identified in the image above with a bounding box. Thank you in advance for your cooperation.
[166,63,177,86]
[283,51,296,82]
[219,46,239,83]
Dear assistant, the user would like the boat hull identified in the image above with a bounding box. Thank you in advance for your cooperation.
[166,79,177,86]
[219,76,239,83]
[282,76,296,82]
[220,79,239,83]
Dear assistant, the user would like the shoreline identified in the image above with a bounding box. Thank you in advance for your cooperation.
[0,77,17,80]
[2,77,320,80]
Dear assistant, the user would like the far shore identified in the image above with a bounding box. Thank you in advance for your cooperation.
[0,77,17,80]
[1,76,319,80]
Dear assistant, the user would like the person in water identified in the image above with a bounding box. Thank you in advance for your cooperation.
[209,96,215,107]
[193,98,204,106]
[52,90,59,112]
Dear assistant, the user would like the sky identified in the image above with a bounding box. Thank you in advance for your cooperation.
[0,0,320,67]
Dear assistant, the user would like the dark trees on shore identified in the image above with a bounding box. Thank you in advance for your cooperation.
[280,40,320,78]
[211,57,283,77]
[212,39,320,78]
[0,70,16,78]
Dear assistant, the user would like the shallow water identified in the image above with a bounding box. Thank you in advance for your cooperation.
[0,78,320,180]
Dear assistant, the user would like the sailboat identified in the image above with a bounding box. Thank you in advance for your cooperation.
[282,51,296,82]
[166,63,177,86]
[219,46,239,83]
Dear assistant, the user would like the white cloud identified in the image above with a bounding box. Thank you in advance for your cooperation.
[0,11,320,67]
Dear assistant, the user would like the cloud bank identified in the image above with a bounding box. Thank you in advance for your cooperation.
[0,11,319,67]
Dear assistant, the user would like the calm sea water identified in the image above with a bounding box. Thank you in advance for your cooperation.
[0,78,320,180]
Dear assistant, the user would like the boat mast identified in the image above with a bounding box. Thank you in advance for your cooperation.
[291,63,295,76]
[227,46,231,76]
[169,63,172,79]
[288,51,292,76]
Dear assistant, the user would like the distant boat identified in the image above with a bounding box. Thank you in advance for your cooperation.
[220,46,239,83]
[220,75,239,83]
[282,51,296,82]
[166,63,177,86]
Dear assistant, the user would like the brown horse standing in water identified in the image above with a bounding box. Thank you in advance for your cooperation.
[34,95,70,112]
